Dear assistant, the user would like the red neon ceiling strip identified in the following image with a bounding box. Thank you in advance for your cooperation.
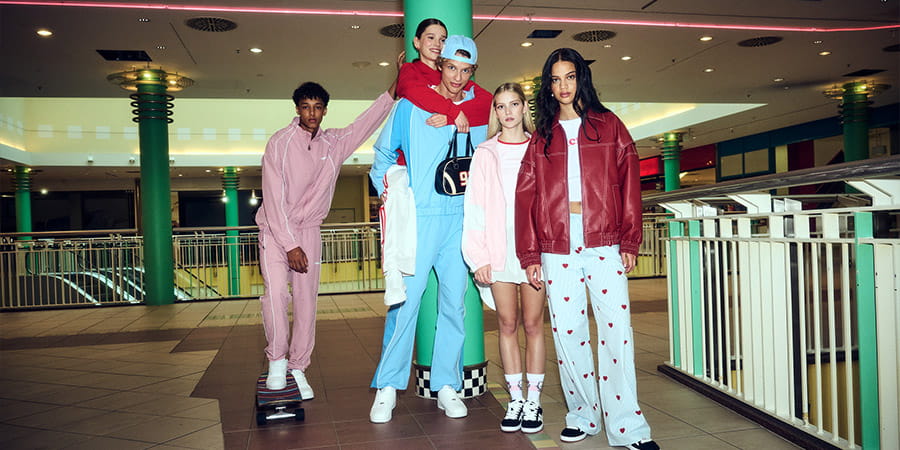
[2,1,898,32]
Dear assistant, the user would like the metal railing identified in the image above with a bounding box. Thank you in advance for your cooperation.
[650,155,900,450]
[1,215,669,309]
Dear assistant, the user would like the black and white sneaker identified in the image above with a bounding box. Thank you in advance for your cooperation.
[500,399,525,432]
[560,427,587,442]
[628,439,660,450]
[520,400,543,433]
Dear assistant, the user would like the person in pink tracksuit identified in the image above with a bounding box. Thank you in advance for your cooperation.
[256,81,395,397]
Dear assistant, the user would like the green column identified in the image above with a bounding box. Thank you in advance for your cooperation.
[222,167,241,296]
[688,220,703,376]
[854,211,880,449]
[13,166,32,239]
[840,81,869,163]
[403,1,472,63]
[662,132,683,192]
[668,221,683,367]
[134,69,175,305]
[404,0,485,371]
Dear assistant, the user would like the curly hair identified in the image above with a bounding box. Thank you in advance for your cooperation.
[292,82,330,107]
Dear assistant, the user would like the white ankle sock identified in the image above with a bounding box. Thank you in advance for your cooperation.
[526,373,544,405]
[505,373,524,401]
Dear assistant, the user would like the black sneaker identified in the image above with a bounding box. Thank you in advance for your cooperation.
[560,427,587,443]
[500,399,525,432]
[520,400,543,433]
[628,439,660,450]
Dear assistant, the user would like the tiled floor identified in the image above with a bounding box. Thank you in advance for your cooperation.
[0,279,800,449]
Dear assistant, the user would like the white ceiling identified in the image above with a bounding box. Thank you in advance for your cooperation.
[0,0,898,174]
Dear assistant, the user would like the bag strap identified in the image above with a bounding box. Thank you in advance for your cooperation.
[445,129,474,159]
[445,129,459,160]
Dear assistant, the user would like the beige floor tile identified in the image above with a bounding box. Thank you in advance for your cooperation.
[107,416,219,444]
[133,377,201,396]
[80,391,170,410]
[62,410,158,436]
[65,372,170,390]
[163,423,224,449]
[639,405,705,440]
[7,405,106,429]
[666,404,760,433]
[715,428,800,449]
[6,428,94,449]
[172,402,222,421]
[61,435,154,450]
[655,434,741,449]
[0,398,59,421]
[119,395,216,416]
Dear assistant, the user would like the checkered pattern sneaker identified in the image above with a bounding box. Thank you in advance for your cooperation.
[500,399,525,432]
[628,439,660,450]
[520,400,543,433]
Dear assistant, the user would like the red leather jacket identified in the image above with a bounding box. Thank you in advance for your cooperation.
[515,110,642,268]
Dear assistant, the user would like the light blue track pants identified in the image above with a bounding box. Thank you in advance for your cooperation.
[371,213,467,391]
[543,214,652,446]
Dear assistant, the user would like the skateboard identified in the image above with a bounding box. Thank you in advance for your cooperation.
[256,372,305,425]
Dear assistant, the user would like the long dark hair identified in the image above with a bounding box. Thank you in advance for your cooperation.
[535,48,610,157]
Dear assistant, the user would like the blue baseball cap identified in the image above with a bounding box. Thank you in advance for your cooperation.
[441,35,478,65]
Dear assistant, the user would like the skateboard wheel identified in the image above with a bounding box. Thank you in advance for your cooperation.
[256,411,267,426]
[294,408,305,421]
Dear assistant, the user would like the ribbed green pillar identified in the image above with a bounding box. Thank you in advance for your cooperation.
[688,220,703,376]
[404,0,485,369]
[13,166,32,240]
[840,81,869,163]
[135,70,175,305]
[854,211,880,449]
[222,167,241,296]
[668,221,682,367]
[662,132,683,192]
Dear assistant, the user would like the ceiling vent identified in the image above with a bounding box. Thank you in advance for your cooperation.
[379,23,404,38]
[527,29,562,39]
[573,30,617,42]
[185,17,238,32]
[883,44,900,52]
[96,50,152,62]
[737,36,783,47]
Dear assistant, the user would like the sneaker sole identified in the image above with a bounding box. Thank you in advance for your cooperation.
[500,424,522,432]
[521,425,543,434]
[559,434,586,443]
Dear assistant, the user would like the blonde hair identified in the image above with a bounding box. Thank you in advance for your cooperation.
[487,82,536,138]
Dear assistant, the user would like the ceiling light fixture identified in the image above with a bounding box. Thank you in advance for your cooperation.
[703,68,714,73]
[249,47,262,53]
[621,56,632,61]
[378,61,390,67]
[818,51,831,56]
[36,28,53,37]
[813,40,823,44]
[350,24,360,30]
[138,17,150,22]
[773,77,784,82]
[4,2,897,33]
[603,44,612,48]
[521,41,533,47]
[699,36,713,41]
[156,44,166,49]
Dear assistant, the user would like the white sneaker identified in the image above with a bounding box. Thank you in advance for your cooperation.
[291,369,314,400]
[369,387,397,423]
[265,358,288,390]
[436,386,467,418]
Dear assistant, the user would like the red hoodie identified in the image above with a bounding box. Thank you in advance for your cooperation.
[396,60,492,126]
